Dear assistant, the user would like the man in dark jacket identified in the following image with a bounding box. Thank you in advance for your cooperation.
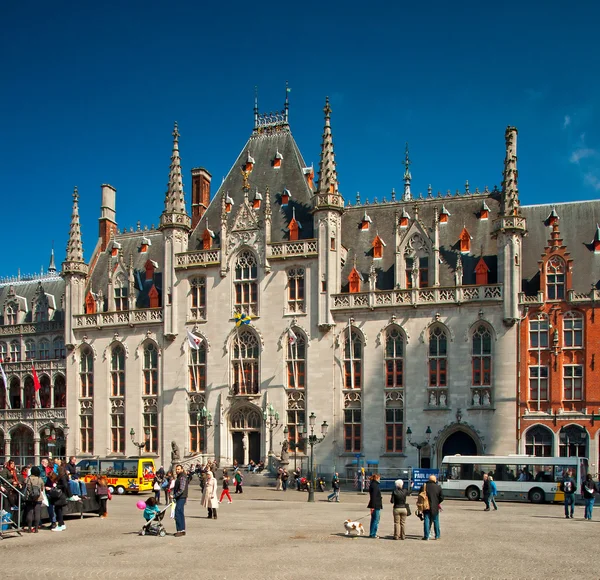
[560,469,576,519]
[367,474,383,538]
[582,473,596,520]
[421,474,443,540]
[482,473,491,511]
[173,464,188,537]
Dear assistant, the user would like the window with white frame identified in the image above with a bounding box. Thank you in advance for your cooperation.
[286,409,306,453]
[111,345,125,397]
[472,325,492,386]
[343,329,362,389]
[546,256,565,300]
[144,412,158,454]
[529,315,549,349]
[25,340,36,361]
[190,277,206,320]
[10,340,21,362]
[80,346,94,398]
[5,303,17,325]
[287,268,305,313]
[563,365,583,401]
[563,312,583,348]
[528,366,548,410]
[189,411,205,453]
[234,250,258,317]
[525,426,553,457]
[287,329,306,389]
[111,413,125,454]
[80,415,94,454]
[344,408,361,452]
[114,277,128,311]
[232,329,259,395]
[143,343,158,396]
[429,327,447,387]
[189,341,206,392]
[385,326,404,388]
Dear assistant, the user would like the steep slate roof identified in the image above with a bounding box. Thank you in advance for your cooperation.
[87,230,164,309]
[340,192,501,290]
[521,200,600,294]
[189,127,314,249]
[0,277,65,323]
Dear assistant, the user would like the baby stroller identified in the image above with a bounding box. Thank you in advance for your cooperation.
[139,504,170,537]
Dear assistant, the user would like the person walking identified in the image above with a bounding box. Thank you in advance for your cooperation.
[489,475,498,510]
[421,474,443,540]
[172,464,188,537]
[282,469,289,492]
[582,473,596,520]
[276,468,283,491]
[390,479,409,540]
[482,473,491,511]
[202,470,219,519]
[367,474,382,538]
[95,475,110,518]
[560,470,577,519]
[219,470,233,504]
[327,473,340,502]
[234,470,243,494]
[23,466,44,533]
[47,471,69,532]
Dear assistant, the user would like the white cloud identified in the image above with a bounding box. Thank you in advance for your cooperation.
[570,147,597,164]
[584,172,600,191]
[563,115,571,129]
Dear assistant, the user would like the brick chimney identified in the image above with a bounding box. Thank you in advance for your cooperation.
[191,167,211,229]
[98,184,117,251]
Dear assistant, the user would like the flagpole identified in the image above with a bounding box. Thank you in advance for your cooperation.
[237,324,246,394]
[348,319,355,389]
[0,362,10,410]
[292,331,299,389]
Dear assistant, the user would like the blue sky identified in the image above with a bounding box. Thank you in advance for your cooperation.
[1,1,599,277]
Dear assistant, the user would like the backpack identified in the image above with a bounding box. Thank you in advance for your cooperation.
[416,483,430,512]
[25,481,41,502]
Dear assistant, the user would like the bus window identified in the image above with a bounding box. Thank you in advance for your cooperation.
[480,465,497,479]
[461,464,474,480]
[555,465,577,483]
[496,464,518,481]
[517,465,533,481]
[531,465,553,482]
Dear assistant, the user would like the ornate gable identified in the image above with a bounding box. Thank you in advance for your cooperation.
[231,197,260,232]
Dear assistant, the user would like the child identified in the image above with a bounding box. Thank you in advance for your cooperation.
[219,470,232,504]
[95,475,110,518]
[143,497,161,521]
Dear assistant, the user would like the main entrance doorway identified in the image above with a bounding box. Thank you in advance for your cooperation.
[441,430,478,458]
[229,404,262,465]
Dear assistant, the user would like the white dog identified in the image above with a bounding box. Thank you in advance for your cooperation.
[343,519,365,536]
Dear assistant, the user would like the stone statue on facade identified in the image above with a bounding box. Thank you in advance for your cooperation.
[429,391,437,406]
[439,392,447,407]
[281,440,290,462]
[171,440,181,464]
[482,391,491,406]
[472,391,480,406]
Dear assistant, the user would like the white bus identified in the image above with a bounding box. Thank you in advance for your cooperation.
[440,455,589,504]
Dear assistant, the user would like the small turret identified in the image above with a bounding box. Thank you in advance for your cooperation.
[402,143,412,201]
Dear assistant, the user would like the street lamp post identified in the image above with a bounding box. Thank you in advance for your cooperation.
[263,404,280,456]
[130,427,151,457]
[197,406,213,455]
[406,426,432,469]
[302,412,329,503]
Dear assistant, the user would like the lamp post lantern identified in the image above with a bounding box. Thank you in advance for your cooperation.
[130,427,151,457]
[407,425,432,468]
[303,412,328,503]
[197,406,213,454]
[263,404,280,456]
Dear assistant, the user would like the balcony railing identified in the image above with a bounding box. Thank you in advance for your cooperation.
[332,284,503,310]
[0,407,66,421]
[0,320,63,336]
[519,289,600,305]
[74,308,163,329]
[268,240,318,260]
[175,249,221,269]
[1,359,66,373]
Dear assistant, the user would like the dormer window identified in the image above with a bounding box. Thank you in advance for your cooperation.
[361,211,372,231]
[372,235,386,259]
[590,225,600,253]
[85,291,96,314]
[202,227,215,250]
[475,257,489,285]
[145,259,157,281]
[480,201,490,220]
[140,237,151,253]
[5,302,17,325]
[273,150,283,168]
[148,285,159,308]
[303,166,314,189]
[253,189,262,209]
[245,151,255,172]
[399,209,410,228]
[348,267,362,293]
[288,208,302,242]
[459,227,472,253]
[546,255,565,300]
[439,205,451,223]
[225,194,234,213]
[281,188,291,206]
[546,208,559,226]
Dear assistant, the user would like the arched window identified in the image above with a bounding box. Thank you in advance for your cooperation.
[189,341,206,392]
[189,411,205,453]
[0,342,6,361]
[559,425,587,458]
[114,275,128,311]
[111,345,125,397]
[429,327,447,388]
[385,327,404,388]
[529,314,549,349]
[563,312,583,348]
[343,329,362,389]
[80,346,94,398]
[472,325,492,386]
[525,426,553,457]
[9,378,20,409]
[24,376,35,409]
[34,299,47,322]
[190,277,206,320]
[39,375,51,408]
[39,339,50,360]
[287,328,306,389]
[232,330,259,395]
[25,340,36,361]
[287,268,305,313]
[143,343,159,396]
[5,303,17,325]
[53,337,65,359]
[546,256,565,300]
[54,375,66,408]
[10,340,21,362]
[234,250,258,317]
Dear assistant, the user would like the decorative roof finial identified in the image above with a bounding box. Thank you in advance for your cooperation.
[501,126,520,216]
[315,96,343,211]
[254,86,259,130]
[284,80,290,123]
[48,242,56,274]
[62,186,89,276]
[402,142,412,201]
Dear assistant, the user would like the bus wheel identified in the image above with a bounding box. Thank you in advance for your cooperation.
[466,486,480,501]
[116,485,126,495]
[108,485,115,495]
[529,488,545,504]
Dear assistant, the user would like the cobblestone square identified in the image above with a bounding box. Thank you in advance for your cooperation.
[2,482,599,580]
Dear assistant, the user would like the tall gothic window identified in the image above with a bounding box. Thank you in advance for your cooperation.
[111,413,125,454]
[344,408,361,452]
[563,312,583,348]
[144,411,158,454]
[286,408,306,453]
[24,376,35,409]
[385,327,404,388]
[287,329,306,389]
[54,375,66,407]
[143,343,158,396]
[385,408,403,453]
[528,366,548,411]
[114,276,128,311]
[5,303,17,325]
[39,375,51,408]
[232,329,259,395]
[53,337,65,359]
[344,329,362,389]
[189,341,206,392]
[529,315,549,349]
[429,327,448,387]
[25,340,36,361]
[189,411,205,453]
[546,256,565,300]
[287,268,305,313]
[34,300,47,322]
[525,426,553,457]
[10,340,21,362]
[234,250,258,317]
[80,415,94,454]
[472,325,492,386]
[39,339,50,360]
[80,346,94,398]
[190,277,206,320]
[0,342,6,361]
[111,345,125,397]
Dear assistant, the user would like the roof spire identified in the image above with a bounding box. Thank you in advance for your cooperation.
[284,80,289,124]
[402,143,412,201]
[501,126,520,216]
[254,86,259,130]
[62,187,89,276]
[160,122,191,231]
[48,242,56,274]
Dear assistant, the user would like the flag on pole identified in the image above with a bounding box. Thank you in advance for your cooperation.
[234,312,251,327]
[288,328,297,346]
[0,361,10,410]
[32,364,42,408]
[187,330,202,350]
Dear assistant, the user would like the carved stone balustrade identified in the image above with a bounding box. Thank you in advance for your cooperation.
[268,240,318,260]
[74,308,163,329]
[175,249,221,269]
